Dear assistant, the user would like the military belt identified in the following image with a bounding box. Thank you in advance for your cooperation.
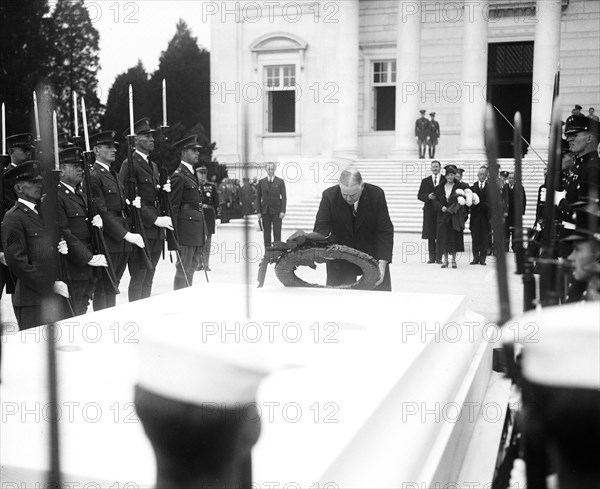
[180,203,201,211]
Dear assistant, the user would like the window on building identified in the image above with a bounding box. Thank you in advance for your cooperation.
[373,60,396,131]
[265,65,296,133]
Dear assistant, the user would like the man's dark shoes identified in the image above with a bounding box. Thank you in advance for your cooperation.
[470,260,479,265]
[427,259,436,264]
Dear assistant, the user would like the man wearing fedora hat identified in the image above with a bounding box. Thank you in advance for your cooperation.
[415,110,430,159]
[169,135,205,289]
[90,130,144,310]
[1,161,71,329]
[428,112,440,159]
[119,118,173,301]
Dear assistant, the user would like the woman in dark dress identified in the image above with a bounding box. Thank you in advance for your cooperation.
[433,165,466,268]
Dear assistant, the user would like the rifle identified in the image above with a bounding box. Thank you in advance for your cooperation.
[126,85,154,271]
[75,100,120,295]
[485,104,511,325]
[158,124,180,253]
[538,100,563,307]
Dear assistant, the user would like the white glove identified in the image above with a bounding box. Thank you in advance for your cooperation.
[124,232,145,248]
[53,281,69,298]
[154,216,174,230]
[91,214,103,228]
[539,187,546,203]
[88,254,108,267]
[0,252,6,266]
[554,190,566,206]
[162,181,171,193]
[57,239,68,255]
[132,196,142,209]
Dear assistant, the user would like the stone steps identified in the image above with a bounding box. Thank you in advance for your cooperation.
[226,159,546,234]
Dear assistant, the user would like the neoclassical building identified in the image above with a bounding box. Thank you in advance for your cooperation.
[210,0,599,165]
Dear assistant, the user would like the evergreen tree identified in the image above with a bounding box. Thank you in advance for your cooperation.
[46,0,101,135]
[0,0,53,134]
[150,20,211,138]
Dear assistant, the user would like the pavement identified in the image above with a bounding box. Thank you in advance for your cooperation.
[1,224,524,329]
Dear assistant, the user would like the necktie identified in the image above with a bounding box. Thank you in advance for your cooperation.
[434,176,437,186]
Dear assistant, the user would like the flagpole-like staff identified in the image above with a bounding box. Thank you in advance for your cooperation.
[126,85,154,270]
[1,103,9,170]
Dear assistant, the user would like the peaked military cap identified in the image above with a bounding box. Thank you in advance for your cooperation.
[90,130,119,148]
[499,170,509,178]
[565,114,600,136]
[6,133,34,150]
[4,160,43,182]
[419,109,426,114]
[574,104,582,110]
[173,135,202,152]
[444,164,458,174]
[123,117,156,138]
[59,146,84,165]
[57,132,73,149]
[430,112,436,116]
[194,163,208,172]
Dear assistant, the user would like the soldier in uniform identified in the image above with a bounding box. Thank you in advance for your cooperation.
[56,147,107,315]
[89,130,144,310]
[556,114,599,219]
[1,161,70,330]
[415,110,430,159]
[4,133,34,171]
[428,112,440,159]
[169,135,205,289]
[119,118,173,301]
[195,164,219,271]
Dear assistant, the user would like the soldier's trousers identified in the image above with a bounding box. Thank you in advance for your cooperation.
[127,239,163,302]
[93,252,129,311]
[202,234,213,269]
[14,295,70,331]
[174,244,203,290]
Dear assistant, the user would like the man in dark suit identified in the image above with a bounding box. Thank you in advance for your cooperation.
[256,162,286,247]
[56,147,107,315]
[314,169,394,291]
[415,110,430,159]
[417,160,443,263]
[470,166,491,265]
[90,130,144,310]
[1,161,70,329]
[504,171,527,252]
[119,118,173,301]
[169,135,205,290]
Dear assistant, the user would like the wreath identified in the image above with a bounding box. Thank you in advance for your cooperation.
[257,231,381,290]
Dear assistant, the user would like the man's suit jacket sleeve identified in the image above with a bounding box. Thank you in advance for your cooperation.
[280,178,287,213]
[90,170,128,242]
[313,190,332,237]
[375,189,394,263]
[255,179,263,213]
[417,178,430,203]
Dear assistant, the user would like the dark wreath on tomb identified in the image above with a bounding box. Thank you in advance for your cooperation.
[257,230,380,290]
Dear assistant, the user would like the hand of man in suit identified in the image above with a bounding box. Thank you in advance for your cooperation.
[279,212,285,219]
[428,192,435,200]
[375,260,387,287]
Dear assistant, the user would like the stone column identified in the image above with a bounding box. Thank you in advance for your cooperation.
[457,0,489,160]
[332,0,359,161]
[530,0,562,162]
[390,1,422,158]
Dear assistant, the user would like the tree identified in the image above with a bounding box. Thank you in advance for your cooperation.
[46,0,102,134]
[149,20,211,138]
[0,0,53,134]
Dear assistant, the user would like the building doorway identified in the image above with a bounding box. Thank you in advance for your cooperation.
[487,41,533,158]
